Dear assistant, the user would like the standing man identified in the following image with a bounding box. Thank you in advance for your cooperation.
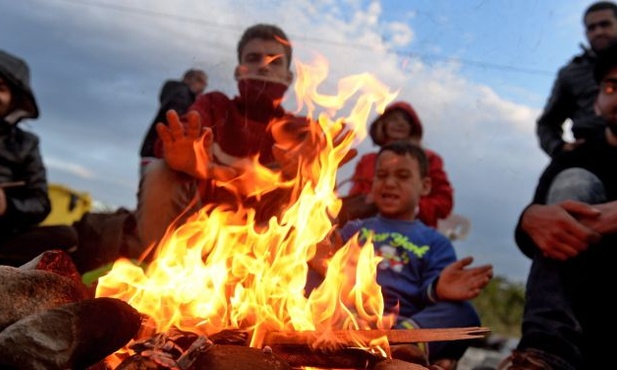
[139,68,207,174]
[537,1,617,158]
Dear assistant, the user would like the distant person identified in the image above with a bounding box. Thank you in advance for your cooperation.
[139,68,208,174]
[308,141,492,370]
[0,50,78,266]
[133,24,329,256]
[341,101,453,228]
[536,1,617,157]
[501,41,617,369]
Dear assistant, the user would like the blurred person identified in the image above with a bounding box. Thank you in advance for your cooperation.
[536,1,617,157]
[0,49,77,266]
[139,68,207,175]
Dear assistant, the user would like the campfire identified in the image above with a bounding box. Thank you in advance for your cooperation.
[94,56,484,369]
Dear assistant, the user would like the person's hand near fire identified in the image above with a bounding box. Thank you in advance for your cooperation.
[432,256,493,301]
[156,110,239,182]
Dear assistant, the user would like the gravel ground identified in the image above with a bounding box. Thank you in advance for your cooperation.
[457,336,518,370]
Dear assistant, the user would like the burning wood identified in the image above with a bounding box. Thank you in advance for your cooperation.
[113,326,489,370]
[263,327,490,346]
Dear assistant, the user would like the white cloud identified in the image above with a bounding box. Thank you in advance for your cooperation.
[3,0,555,283]
[44,157,95,179]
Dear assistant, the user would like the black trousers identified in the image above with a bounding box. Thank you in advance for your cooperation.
[0,225,78,267]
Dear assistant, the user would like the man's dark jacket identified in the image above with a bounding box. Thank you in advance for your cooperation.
[0,50,50,235]
[537,47,606,157]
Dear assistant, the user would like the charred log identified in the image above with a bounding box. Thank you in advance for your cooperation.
[194,344,293,370]
[266,343,383,369]
[373,358,429,370]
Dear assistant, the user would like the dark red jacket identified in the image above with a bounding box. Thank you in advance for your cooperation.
[153,89,306,222]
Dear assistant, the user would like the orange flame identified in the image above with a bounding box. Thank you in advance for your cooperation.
[96,54,398,358]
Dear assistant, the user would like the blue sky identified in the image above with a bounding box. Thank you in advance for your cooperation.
[0,0,602,283]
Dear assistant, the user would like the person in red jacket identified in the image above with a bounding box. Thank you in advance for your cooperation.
[132,24,322,256]
[340,101,453,228]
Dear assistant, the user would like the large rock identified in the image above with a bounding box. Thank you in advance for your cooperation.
[0,297,141,369]
[0,266,90,331]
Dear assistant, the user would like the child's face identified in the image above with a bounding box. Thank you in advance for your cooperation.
[596,66,617,126]
[382,111,413,143]
[0,77,12,118]
[371,150,430,221]
[235,38,293,85]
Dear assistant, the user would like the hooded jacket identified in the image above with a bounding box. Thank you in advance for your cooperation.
[348,101,454,227]
[0,50,50,234]
[536,46,606,157]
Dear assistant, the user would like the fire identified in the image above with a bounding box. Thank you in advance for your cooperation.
[96,54,398,357]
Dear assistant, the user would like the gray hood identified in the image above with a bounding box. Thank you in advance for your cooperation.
[0,50,39,124]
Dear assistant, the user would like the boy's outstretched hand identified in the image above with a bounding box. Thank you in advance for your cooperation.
[435,256,493,301]
[156,110,237,181]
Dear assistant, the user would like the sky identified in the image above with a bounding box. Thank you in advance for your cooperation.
[0,0,600,283]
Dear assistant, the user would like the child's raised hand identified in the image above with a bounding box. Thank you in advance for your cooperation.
[435,256,493,301]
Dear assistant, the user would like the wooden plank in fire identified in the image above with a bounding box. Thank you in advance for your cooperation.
[263,326,490,346]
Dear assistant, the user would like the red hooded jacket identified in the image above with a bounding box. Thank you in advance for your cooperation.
[347,101,454,227]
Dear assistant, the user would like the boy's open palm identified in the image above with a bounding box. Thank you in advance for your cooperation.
[435,256,493,301]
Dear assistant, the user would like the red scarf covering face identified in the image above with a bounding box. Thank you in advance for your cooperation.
[235,77,288,122]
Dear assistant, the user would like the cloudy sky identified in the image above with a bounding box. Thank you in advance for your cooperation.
[0,0,599,283]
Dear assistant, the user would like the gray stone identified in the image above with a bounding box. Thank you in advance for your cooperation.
[0,266,90,331]
[0,297,141,369]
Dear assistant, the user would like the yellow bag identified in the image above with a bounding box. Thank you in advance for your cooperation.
[40,183,92,226]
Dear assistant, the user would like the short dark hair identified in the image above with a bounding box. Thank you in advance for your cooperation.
[594,41,617,82]
[237,24,292,68]
[183,69,206,81]
[584,1,617,22]
[377,140,428,177]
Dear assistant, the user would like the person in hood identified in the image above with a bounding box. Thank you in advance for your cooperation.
[0,50,77,266]
[536,1,617,158]
[138,68,207,175]
[340,101,453,228]
[133,23,326,255]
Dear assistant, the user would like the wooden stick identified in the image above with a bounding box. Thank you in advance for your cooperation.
[0,181,26,189]
[263,326,490,346]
